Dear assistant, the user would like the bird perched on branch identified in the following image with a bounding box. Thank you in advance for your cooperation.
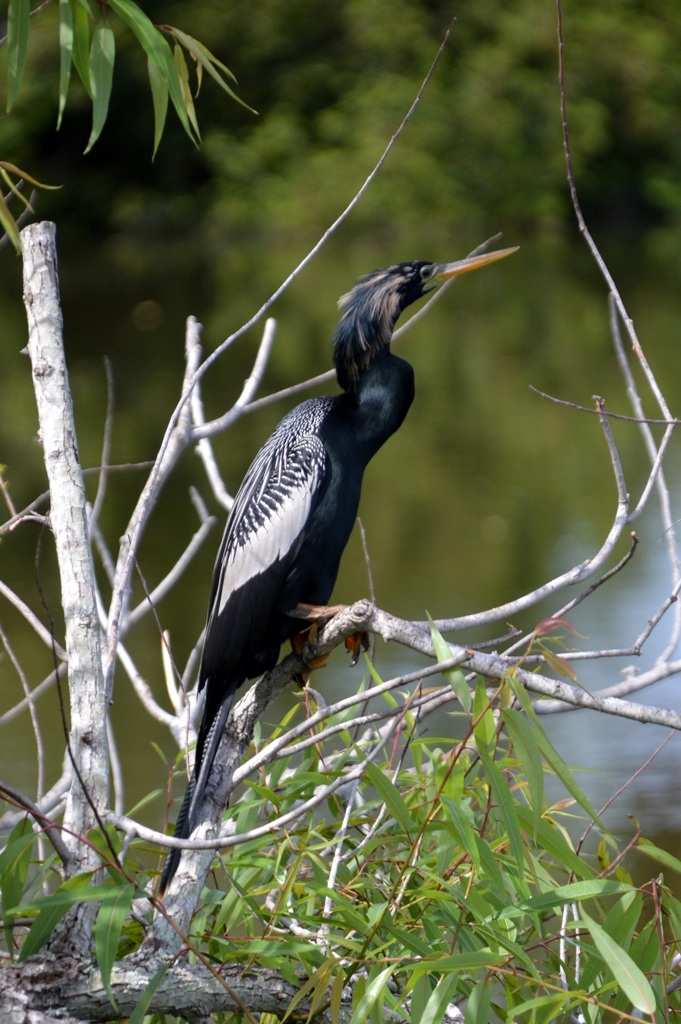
[159,245,517,893]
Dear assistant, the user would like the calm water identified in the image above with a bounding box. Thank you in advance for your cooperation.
[2,229,681,880]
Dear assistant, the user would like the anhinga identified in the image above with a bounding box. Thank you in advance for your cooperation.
[159,246,516,893]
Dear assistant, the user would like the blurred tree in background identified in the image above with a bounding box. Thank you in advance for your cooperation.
[2,0,681,255]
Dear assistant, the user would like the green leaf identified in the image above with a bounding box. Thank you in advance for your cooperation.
[350,965,394,1024]
[602,889,642,955]
[440,797,480,870]
[128,963,169,1024]
[408,950,507,976]
[473,677,495,756]
[147,55,168,157]
[0,161,60,191]
[330,967,346,1024]
[464,976,492,1024]
[364,761,413,837]
[637,836,681,875]
[419,972,461,1024]
[57,0,74,129]
[94,883,135,1009]
[0,161,60,249]
[501,707,544,831]
[169,27,257,113]
[106,0,166,70]
[6,0,30,112]
[173,43,201,142]
[429,616,471,712]
[534,726,603,825]
[478,751,529,895]
[498,879,634,920]
[502,991,570,1021]
[0,193,20,252]
[515,806,593,879]
[70,0,92,95]
[14,878,124,961]
[85,17,115,153]
[543,647,577,683]
[577,910,656,1015]
[0,818,34,951]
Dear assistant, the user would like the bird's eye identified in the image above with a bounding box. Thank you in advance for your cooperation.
[420,265,434,281]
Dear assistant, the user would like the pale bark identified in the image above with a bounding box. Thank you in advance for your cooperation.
[21,222,109,954]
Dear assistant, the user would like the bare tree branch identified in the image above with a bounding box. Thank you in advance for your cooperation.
[21,221,109,954]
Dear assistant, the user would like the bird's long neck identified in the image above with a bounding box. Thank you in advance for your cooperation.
[332,294,401,394]
[350,350,415,458]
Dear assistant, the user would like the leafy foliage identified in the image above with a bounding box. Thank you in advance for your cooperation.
[4,0,253,154]
[149,668,676,1021]
[3,669,673,1020]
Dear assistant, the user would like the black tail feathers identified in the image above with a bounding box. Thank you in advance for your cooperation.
[158,694,234,896]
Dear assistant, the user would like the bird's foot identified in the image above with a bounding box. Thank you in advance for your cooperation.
[290,622,331,687]
[288,601,347,627]
[345,630,370,666]
[289,602,369,675]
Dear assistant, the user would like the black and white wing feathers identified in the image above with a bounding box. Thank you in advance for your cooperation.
[200,399,332,692]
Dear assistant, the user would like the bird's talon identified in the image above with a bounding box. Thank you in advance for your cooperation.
[345,630,369,666]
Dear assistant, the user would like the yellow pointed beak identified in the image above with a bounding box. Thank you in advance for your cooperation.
[434,246,519,281]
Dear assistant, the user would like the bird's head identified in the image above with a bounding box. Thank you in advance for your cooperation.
[332,246,517,393]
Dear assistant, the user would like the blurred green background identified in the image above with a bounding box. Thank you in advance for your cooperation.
[2,0,681,870]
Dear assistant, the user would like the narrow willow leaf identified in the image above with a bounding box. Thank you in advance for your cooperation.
[173,43,200,141]
[464,976,492,1024]
[147,55,168,157]
[408,950,507,976]
[128,963,169,1024]
[515,806,593,879]
[534,726,602,825]
[85,18,115,152]
[543,647,577,683]
[501,992,569,1021]
[603,889,642,956]
[0,161,60,191]
[0,818,34,951]
[6,0,30,112]
[478,751,529,895]
[106,0,167,71]
[94,883,135,1009]
[420,973,461,1024]
[498,878,634,919]
[409,974,431,1024]
[172,26,237,81]
[13,881,122,916]
[19,900,71,960]
[0,194,20,252]
[429,616,471,712]
[533,616,578,637]
[502,707,543,831]
[157,45,198,144]
[17,879,119,960]
[441,797,480,870]
[350,965,394,1024]
[170,27,257,113]
[330,967,346,1024]
[282,963,331,1021]
[637,836,681,874]
[365,762,413,837]
[577,910,656,1015]
[56,0,75,128]
[70,0,92,95]
[473,677,495,756]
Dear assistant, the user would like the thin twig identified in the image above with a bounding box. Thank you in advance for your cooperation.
[557,0,671,421]
[0,780,72,868]
[89,357,115,532]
